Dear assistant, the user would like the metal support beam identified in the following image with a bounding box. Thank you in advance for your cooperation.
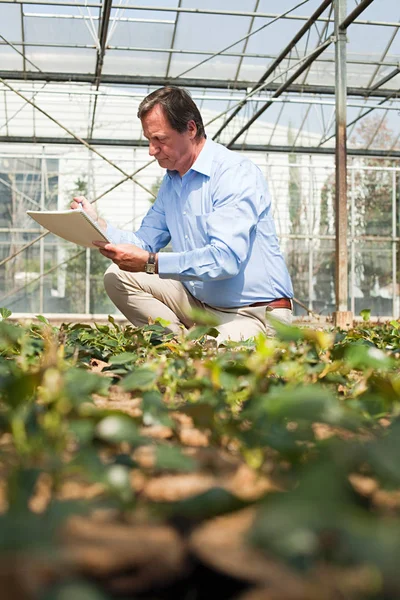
[20,4,26,75]
[94,0,112,82]
[90,0,113,138]
[165,0,182,78]
[234,0,261,82]
[370,66,400,91]
[333,0,352,328]
[213,0,333,141]
[226,38,333,147]
[320,68,400,146]
[347,22,399,141]
[1,42,397,69]
[2,136,400,158]
[0,1,395,28]
[225,0,379,149]
[0,78,155,198]
[0,70,397,99]
[339,0,375,30]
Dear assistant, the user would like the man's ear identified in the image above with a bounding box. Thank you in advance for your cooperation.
[187,120,197,139]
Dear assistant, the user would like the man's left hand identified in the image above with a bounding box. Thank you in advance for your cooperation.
[93,241,150,272]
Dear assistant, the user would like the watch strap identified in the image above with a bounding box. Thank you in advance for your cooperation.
[145,252,156,274]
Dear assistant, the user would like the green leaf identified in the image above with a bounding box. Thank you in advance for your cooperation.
[36,314,50,325]
[95,415,141,445]
[345,344,393,370]
[142,389,163,412]
[154,445,196,472]
[107,314,120,331]
[122,367,157,391]
[158,487,247,521]
[7,467,42,511]
[0,307,12,321]
[360,308,371,322]
[179,402,215,429]
[108,352,137,365]
[69,419,95,444]
[243,385,361,430]
[266,316,305,342]
[154,317,171,328]
[187,307,220,327]
[186,325,219,340]
[65,368,110,403]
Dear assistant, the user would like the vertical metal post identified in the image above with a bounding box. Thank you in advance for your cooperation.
[132,148,137,231]
[85,152,93,315]
[308,156,313,312]
[333,0,352,328]
[85,247,90,314]
[392,169,397,318]
[350,164,355,315]
[39,150,45,313]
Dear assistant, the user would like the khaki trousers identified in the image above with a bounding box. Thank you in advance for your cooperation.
[104,264,292,344]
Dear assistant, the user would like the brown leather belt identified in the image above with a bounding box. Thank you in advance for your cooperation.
[249,298,292,310]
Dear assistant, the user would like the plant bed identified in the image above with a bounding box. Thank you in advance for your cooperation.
[1,308,400,599]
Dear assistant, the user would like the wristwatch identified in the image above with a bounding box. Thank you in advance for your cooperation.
[144,252,156,274]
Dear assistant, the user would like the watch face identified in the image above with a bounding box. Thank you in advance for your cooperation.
[145,262,156,274]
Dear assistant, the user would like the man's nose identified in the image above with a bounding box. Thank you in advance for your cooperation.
[149,141,159,156]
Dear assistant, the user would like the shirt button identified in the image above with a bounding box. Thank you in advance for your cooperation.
[190,282,194,286]
[185,235,188,239]
[183,211,187,215]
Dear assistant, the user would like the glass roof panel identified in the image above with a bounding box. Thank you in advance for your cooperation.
[0,90,35,136]
[107,20,174,49]
[111,3,179,22]
[102,49,170,76]
[168,0,254,80]
[169,53,241,80]
[385,72,400,90]
[90,92,143,139]
[30,88,92,137]
[237,56,274,82]
[24,5,99,46]
[124,0,179,13]
[305,56,378,88]
[388,29,400,56]
[24,46,96,73]
[347,24,397,60]
[0,45,23,71]
[237,0,334,83]
[257,0,331,16]
[0,4,22,41]
[244,16,310,57]
[356,0,399,22]
[0,0,398,156]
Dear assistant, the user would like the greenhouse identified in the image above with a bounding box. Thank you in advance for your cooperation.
[0,0,399,322]
[3,3,400,599]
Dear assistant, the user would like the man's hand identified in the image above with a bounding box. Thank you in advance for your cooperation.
[93,241,152,273]
[70,196,107,232]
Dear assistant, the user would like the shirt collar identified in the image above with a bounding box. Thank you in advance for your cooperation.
[167,137,214,179]
[190,137,214,177]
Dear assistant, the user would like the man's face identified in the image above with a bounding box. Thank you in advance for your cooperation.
[141,104,196,173]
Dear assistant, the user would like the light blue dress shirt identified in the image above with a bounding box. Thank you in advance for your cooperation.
[106,138,293,308]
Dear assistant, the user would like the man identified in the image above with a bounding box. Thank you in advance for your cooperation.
[71,86,293,342]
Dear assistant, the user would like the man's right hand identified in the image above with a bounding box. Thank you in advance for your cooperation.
[70,196,98,222]
[70,196,107,232]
